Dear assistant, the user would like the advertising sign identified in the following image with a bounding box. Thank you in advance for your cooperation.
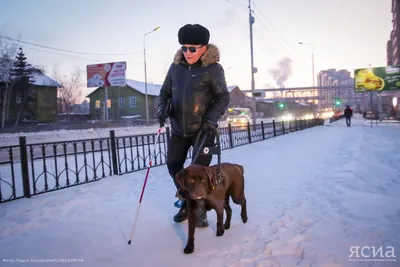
[86,61,126,88]
[354,65,400,93]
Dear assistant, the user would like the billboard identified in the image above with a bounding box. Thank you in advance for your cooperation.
[86,61,126,88]
[354,65,400,93]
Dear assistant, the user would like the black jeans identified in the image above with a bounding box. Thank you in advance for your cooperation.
[346,117,351,126]
[167,131,215,199]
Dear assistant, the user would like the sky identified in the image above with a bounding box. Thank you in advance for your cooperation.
[0,0,393,102]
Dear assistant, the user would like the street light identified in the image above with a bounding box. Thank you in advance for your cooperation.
[143,26,160,125]
[299,41,317,110]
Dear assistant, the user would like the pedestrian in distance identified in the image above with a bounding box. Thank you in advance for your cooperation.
[344,105,353,127]
[157,24,230,227]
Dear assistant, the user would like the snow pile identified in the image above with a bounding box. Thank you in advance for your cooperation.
[0,114,399,267]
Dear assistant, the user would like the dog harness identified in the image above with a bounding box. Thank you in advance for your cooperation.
[214,166,223,188]
[191,127,224,190]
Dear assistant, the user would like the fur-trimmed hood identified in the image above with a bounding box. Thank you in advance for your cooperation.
[173,43,220,67]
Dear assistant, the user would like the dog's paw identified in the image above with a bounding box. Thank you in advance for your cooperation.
[224,223,231,230]
[241,214,248,224]
[184,244,194,254]
[216,228,225,237]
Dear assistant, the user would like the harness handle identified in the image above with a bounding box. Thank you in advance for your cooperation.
[190,127,222,187]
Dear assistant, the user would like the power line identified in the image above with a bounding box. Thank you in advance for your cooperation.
[1,39,146,68]
[250,0,310,57]
[2,39,105,62]
[0,34,142,56]
[221,0,246,9]
[221,0,310,58]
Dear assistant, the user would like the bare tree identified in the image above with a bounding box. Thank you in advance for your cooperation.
[52,66,83,121]
[0,33,20,129]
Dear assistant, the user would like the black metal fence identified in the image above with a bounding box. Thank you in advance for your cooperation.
[0,118,324,203]
[330,114,345,123]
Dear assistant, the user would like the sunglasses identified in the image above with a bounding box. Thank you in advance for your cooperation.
[181,45,204,53]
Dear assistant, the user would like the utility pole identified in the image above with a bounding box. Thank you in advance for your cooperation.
[299,41,316,111]
[104,87,108,123]
[248,0,257,127]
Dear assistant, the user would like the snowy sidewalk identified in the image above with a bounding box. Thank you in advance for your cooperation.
[0,115,399,267]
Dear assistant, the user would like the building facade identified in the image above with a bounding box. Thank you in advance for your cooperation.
[86,80,160,122]
[0,68,60,124]
[387,0,400,65]
[317,69,360,110]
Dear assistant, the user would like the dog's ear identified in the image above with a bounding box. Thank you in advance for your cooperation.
[204,167,216,188]
[175,169,186,186]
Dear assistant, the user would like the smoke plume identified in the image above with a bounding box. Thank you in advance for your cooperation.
[268,57,293,88]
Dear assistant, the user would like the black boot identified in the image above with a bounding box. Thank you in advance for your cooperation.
[196,209,209,228]
[173,201,188,223]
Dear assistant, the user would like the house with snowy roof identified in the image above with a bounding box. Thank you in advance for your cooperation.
[0,63,61,124]
[86,79,162,121]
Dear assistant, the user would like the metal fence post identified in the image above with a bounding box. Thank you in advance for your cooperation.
[109,130,119,175]
[227,124,234,149]
[273,120,276,137]
[295,119,298,131]
[247,122,252,143]
[19,136,30,199]
[261,121,265,140]
[282,120,285,135]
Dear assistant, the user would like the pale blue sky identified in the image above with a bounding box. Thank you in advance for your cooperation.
[0,0,392,100]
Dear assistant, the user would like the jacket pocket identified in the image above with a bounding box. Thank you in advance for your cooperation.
[192,71,209,91]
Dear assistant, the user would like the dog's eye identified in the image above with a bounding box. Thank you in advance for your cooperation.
[187,179,195,184]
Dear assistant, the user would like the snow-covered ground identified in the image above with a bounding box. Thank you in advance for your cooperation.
[0,118,276,146]
[0,114,399,267]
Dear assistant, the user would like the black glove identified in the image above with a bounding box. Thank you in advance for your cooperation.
[201,119,218,132]
[157,112,167,127]
[158,99,171,128]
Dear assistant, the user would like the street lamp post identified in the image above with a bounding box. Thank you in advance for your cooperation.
[143,26,160,125]
[299,42,317,110]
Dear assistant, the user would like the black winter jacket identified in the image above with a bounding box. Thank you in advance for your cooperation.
[344,107,353,118]
[157,44,230,137]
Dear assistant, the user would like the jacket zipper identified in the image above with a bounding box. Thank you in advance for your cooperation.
[182,66,191,137]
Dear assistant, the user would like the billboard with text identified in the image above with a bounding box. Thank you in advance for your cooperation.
[354,65,400,93]
[86,61,126,88]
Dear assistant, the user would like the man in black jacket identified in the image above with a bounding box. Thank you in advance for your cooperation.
[157,24,230,227]
[344,105,353,127]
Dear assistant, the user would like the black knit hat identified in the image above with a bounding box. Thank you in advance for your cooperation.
[178,24,210,45]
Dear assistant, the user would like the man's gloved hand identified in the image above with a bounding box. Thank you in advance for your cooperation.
[201,119,218,132]
[157,112,167,127]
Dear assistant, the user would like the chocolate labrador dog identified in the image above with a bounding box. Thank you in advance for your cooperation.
[175,162,248,254]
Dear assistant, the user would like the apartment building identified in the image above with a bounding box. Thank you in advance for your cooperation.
[317,69,359,110]
[388,0,400,65]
